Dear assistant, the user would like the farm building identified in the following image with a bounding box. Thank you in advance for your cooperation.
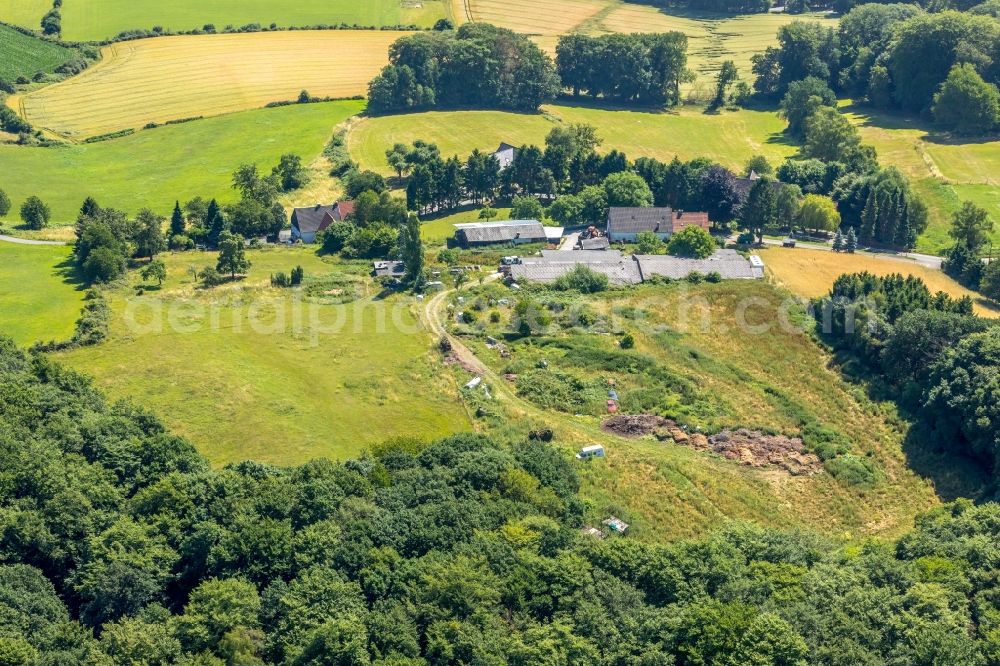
[635,250,764,280]
[606,207,673,242]
[507,249,763,284]
[490,142,517,170]
[606,207,711,242]
[290,200,354,243]
[453,220,547,247]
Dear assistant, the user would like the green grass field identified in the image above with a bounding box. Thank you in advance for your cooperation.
[0,99,363,225]
[58,0,448,41]
[0,24,73,81]
[57,246,471,466]
[845,103,1000,255]
[0,242,85,346]
[0,0,50,30]
[351,104,796,175]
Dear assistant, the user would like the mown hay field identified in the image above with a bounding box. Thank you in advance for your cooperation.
[844,104,1000,254]
[57,247,471,466]
[0,100,363,224]
[463,0,834,85]
[758,246,999,317]
[0,0,49,30]
[349,104,796,175]
[13,31,400,139]
[57,0,449,41]
[0,243,85,346]
[0,23,73,81]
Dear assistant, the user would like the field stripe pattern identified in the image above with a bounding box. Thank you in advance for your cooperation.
[17,31,402,139]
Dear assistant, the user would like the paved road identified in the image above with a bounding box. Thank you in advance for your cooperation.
[0,234,67,246]
[757,238,943,270]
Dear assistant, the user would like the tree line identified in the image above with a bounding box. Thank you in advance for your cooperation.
[812,271,1000,479]
[368,25,690,114]
[755,7,1000,135]
[3,336,1000,664]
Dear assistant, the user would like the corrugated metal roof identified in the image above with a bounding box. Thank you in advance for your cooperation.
[635,249,759,280]
[511,260,642,285]
[456,220,546,245]
[534,249,623,263]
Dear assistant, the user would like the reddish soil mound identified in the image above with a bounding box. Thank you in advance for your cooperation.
[698,429,822,476]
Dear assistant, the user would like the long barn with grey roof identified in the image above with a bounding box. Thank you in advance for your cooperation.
[454,220,547,247]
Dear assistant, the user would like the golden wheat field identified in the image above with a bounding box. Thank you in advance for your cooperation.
[467,0,609,35]
[759,246,1000,318]
[12,31,403,140]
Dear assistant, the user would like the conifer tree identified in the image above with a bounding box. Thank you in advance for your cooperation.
[205,199,227,248]
[169,201,185,237]
[846,227,858,253]
[832,228,844,252]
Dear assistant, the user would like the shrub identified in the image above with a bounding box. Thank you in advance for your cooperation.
[169,234,194,251]
[82,247,126,283]
[20,196,50,229]
[825,454,882,489]
[552,265,609,293]
[620,333,635,349]
[667,226,715,259]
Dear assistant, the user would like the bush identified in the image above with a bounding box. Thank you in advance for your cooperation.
[19,196,50,230]
[552,265,609,293]
[825,454,882,489]
[169,234,194,251]
[0,189,10,217]
[82,247,126,283]
[199,267,226,286]
[668,226,715,259]
[620,333,635,349]
[705,271,722,283]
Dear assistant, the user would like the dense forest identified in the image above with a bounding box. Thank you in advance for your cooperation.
[1,336,1000,664]
[757,6,1000,134]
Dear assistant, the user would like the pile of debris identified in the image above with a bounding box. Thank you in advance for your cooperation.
[695,429,822,476]
[601,414,822,476]
[602,414,673,437]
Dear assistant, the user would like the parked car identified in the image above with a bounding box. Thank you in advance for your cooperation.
[782,238,796,248]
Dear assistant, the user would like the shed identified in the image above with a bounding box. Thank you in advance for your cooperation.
[576,444,606,459]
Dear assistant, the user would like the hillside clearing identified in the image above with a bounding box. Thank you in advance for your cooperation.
[58,0,449,41]
[0,100,362,225]
[0,242,85,346]
[57,247,471,466]
[350,104,796,175]
[758,246,999,317]
[12,31,400,139]
[448,279,941,538]
[0,24,74,81]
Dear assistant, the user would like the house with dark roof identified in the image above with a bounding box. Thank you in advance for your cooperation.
[454,220,547,247]
[734,170,785,198]
[490,142,517,170]
[291,201,354,243]
[605,207,673,242]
